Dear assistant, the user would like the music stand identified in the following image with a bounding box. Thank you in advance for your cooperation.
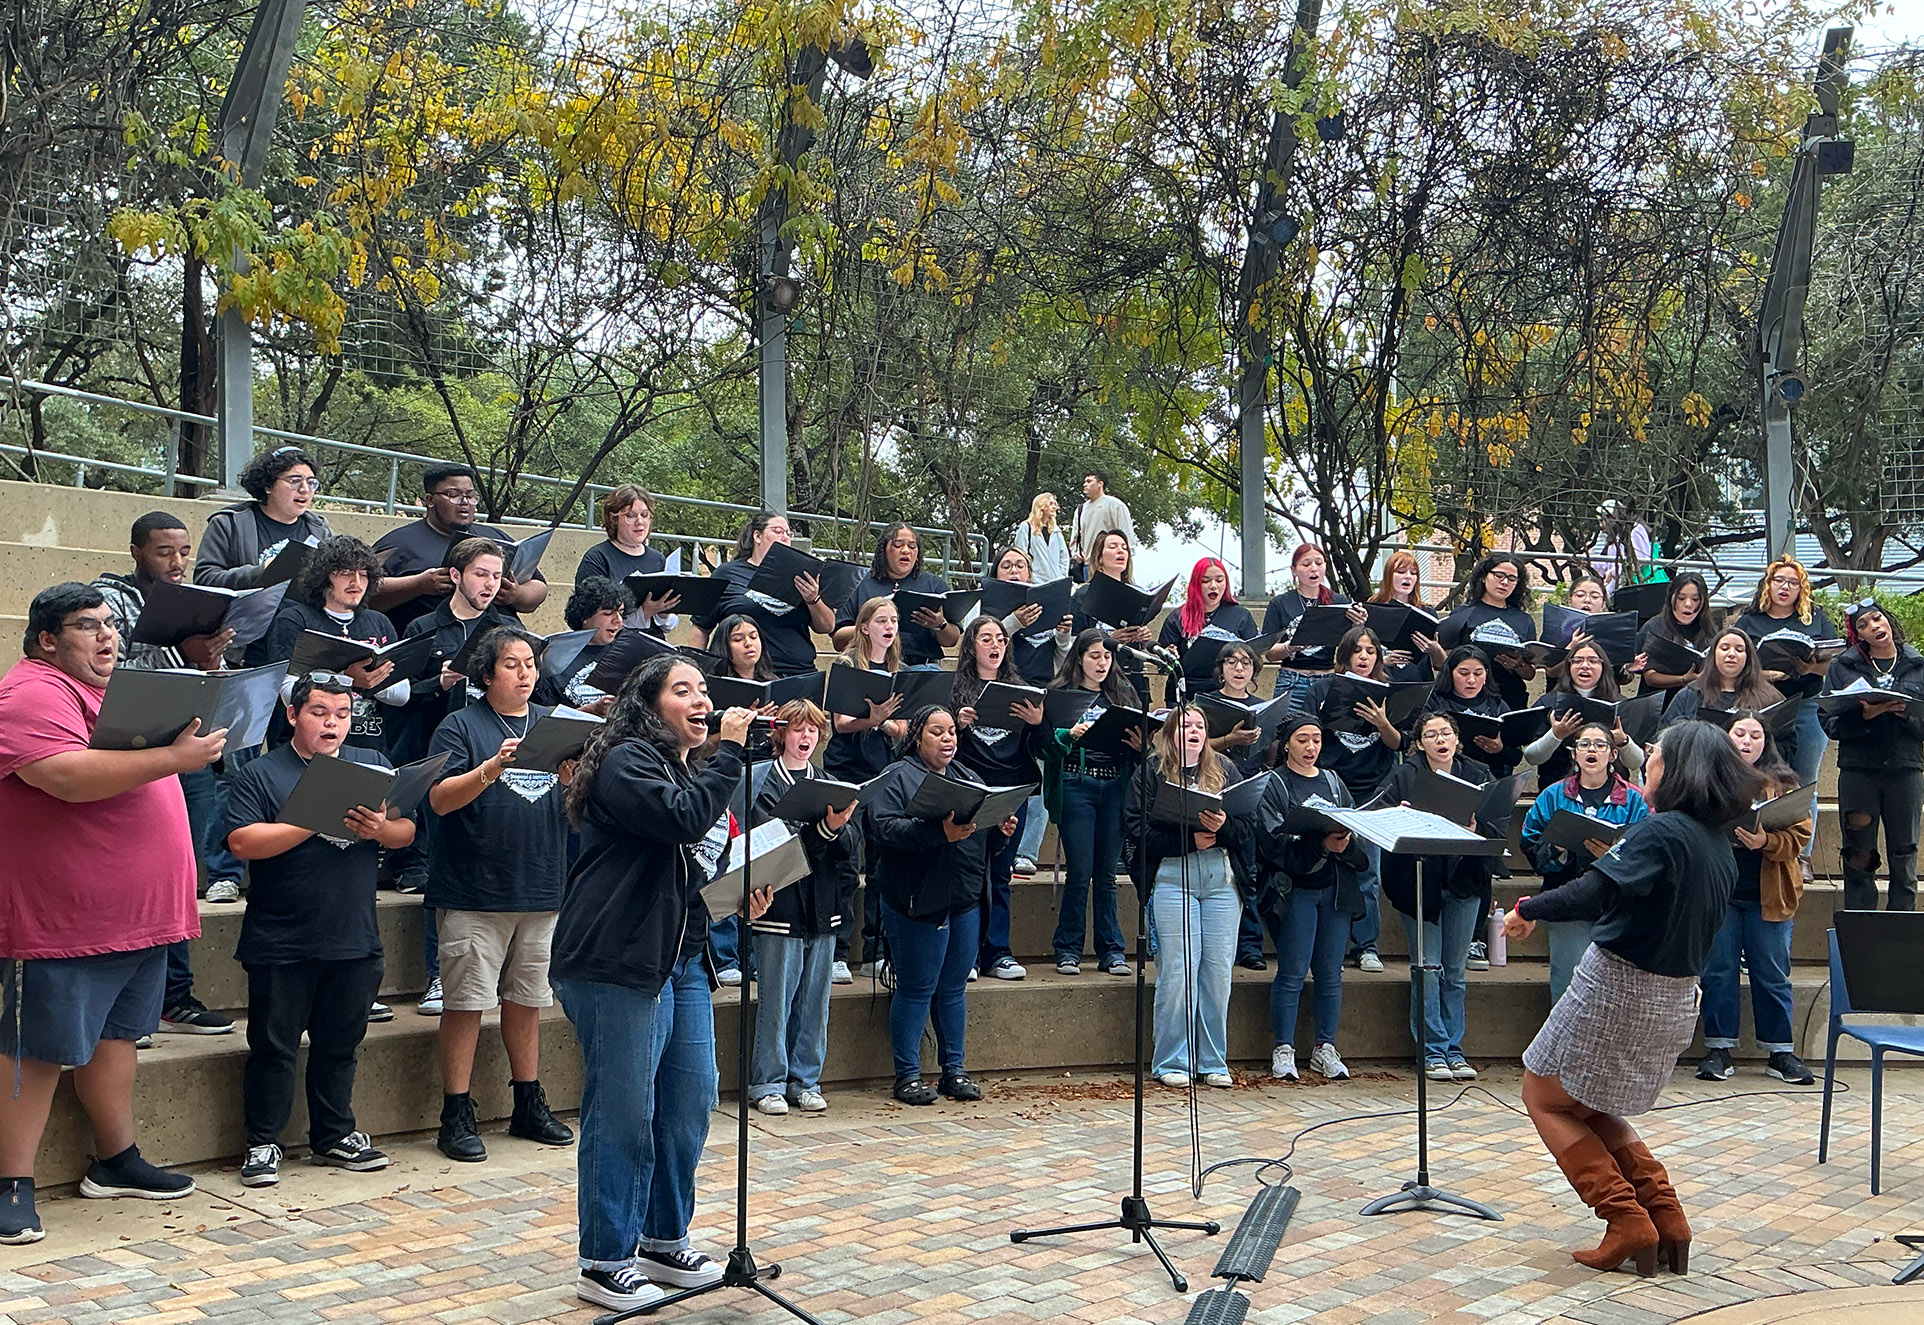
[1323,807,1506,1222]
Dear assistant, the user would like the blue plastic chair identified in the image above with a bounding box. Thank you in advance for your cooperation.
[1819,928,1924,1195]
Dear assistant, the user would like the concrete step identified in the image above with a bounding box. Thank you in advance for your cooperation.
[42,959,1847,1186]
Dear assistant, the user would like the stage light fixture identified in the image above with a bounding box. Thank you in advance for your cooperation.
[764,275,804,315]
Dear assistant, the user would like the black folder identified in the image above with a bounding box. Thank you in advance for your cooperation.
[747,542,830,608]
[289,630,439,688]
[1073,704,1146,755]
[1148,773,1268,826]
[1547,607,1640,667]
[583,627,681,693]
[1535,808,1627,855]
[500,528,553,582]
[513,707,604,772]
[1079,574,1178,629]
[769,775,875,822]
[256,537,318,589]
[1818,679,1924,723]
[1196,691,1292,740]
[1558,690,1664,743]
[891,667,956,714]
[625,573,730,620]
[538,630,598,679]
[1698,696,1799,733]
[903,773,1037,825]
[1181,630,1282,679]
[1610,581,1671,623]
[823,664,892,718]
[278,752,450,835]
[1367,603,1440,653]
[706,670,828,712]
[980,576,1075,627]
[1043,686,1101,730]
[89,662,290,752]
[893,588,980,624]
[1730,783,1817,835]
[1751,626,1849,671]
[1641,632,1708,676]
[131,579,289,650]
[972,681,1047,731]
[1289,604,1355,654]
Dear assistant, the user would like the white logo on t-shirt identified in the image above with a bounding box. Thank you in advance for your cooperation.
[500,769,558,803]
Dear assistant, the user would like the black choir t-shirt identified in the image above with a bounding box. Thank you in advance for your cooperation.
[225,743,389,966]
[251,601,405,750]
[1734,606,1839,701]
[535,640,611,709]
[838,570,954,667]
[695,559,820,676]
[372,518,539,630]
[252,510,305,567]
[1436,603,1539,709]
[575,542,667,612]
[1590,810,1737,978]
[425,702,567,912]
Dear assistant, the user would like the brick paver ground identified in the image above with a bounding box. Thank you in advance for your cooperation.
[2,1065,1922,1324]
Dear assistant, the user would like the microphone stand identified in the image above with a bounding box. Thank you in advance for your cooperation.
[598,737,824,1325]
[1012,645,1221,1291]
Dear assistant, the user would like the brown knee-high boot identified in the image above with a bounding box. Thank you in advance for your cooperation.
[1611,1140,1690,1273]
[1550,1130,1659,1275]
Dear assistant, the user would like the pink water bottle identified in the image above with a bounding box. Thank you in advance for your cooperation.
[1486,907,1508,966]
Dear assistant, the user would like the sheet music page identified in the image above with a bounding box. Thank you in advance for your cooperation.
[1306,800,1485,850]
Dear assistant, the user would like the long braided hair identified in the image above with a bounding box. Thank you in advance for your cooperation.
[565,655,701,827]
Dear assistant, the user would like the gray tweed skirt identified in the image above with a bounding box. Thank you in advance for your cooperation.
[1522,943,1701,1116]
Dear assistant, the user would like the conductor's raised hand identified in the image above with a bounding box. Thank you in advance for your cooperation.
[716,706,756,745]
[171,717,228,772]
[941,812,977,842]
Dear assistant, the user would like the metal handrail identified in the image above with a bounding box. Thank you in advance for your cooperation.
[1395,541,1924,600]
[0,375,989,579]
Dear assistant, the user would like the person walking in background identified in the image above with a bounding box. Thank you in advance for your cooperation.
[1011,493,1071,584]
[1068,470,1138,581]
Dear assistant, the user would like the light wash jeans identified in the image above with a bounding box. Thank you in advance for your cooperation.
[1546,920,1595,1006]
[1148,850,1239,1077]
[1018,794,1049,861]
[1401,891,1481,1063]
[554,956,717,1271]
[1788,697,1827,862]
[1700,899,1795,1052]
[749,933,835,1099]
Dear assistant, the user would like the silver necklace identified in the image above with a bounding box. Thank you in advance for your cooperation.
[494,707,532,741]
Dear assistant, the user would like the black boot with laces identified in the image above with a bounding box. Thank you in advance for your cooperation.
[437,1092,487,1162]
[508,1079,575,1145]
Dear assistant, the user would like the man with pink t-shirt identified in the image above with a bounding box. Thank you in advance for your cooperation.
[0,582,227,1245]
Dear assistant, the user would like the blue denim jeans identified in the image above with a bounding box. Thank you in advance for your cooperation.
[1271,885,1347,1048]
[979,802,1026,967]
[1788,697,1827,862]
[1401,891,1481,1063]
[1348,839,1382,960]
[1546,920,1594,1006]
[709,915,743,975]
[1149,851,1239,1077]
[749,933,835,1099]
[180,766,244,885]
[554,956,718,1271]
[1018,794,1049,861]
[1700,898,1795,1052]
[1053,772,1127,966]
[880,900,979,1079]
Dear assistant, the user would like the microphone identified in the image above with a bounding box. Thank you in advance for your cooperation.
[1115,642,1182,673]
[703,710,780,730]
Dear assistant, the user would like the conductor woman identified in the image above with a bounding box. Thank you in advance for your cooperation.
[1504,721,1765,1278]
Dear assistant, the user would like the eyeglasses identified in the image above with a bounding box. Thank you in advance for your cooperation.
[432,489,480,504]
[303,670,356,687]
[280,476,322,493]
[1486,569,1518,582]
[1572,738,1613,750]
[1768,575,1802,588]
[61,615,116,636]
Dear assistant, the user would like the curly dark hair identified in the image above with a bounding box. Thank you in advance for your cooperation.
[566,655,706,826]
[465,625,544,684]
[294,535,384,611]
[565,575,626,630]
[1465,553,1531,612]
[238,445,317,502]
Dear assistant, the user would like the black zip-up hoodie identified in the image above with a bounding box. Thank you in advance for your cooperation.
[1121,756,1253,890]
[1371,754,1498,913]
[746,761,861,938]
[552,736,744,995]
[1253,765,1370,916]
[864,754,1004,921]
[1819,644,1924,772]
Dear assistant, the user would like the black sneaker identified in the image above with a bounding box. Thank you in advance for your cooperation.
[79,1145,195,1200]
[0,1178,43,1245]
[394,869,428,896]
[508,1080,575,1146]
[1236,954,1268,971]
[437,1094,487,1162]
[159,998,235,1035]
[239,1143,282,1187]
[311,1132,390,1172]
[367,1001,394,1023]
[938,1071,982,1102]
[637,1248,724,1288]
[1767,1051,1815,1085]
[1465,941,1491,971]
[576,1266,664,1311]
[1696,1047,1735,1081]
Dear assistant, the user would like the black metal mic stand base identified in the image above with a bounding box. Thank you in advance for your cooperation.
[1359,1182,1502,1221]
[1013,1196,1222,1293]
[600,1246,824,1324]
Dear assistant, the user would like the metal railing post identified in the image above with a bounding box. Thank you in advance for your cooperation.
[385,458,398,515]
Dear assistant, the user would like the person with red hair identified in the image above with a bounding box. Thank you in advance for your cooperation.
[1263,543,1351,705]
[1156,557,1258,701]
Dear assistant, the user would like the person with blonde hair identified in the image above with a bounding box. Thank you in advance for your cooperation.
[1012,493,1071,583]
[1125,705,1249,1089]
[1735,557,1837,880]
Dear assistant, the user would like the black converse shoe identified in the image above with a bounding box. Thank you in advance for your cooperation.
[311,1132,390,1172]
[239,1144,282,1188]
[576,1265,664,1310]
[638,1248,724,1288]
[0,1178,43,1244]
[79,1145,195,1200]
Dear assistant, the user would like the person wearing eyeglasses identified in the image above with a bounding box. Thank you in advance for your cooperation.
[1820,600,1924,912]
[371,463,548,630]
[223,673,416,1189]
[194,446,334,590]
[1519,722,1651,1003]
[1434,553,1539,711]
[0,584,228,1244]
[1735,558,1837,884]
[573,484,680,634]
